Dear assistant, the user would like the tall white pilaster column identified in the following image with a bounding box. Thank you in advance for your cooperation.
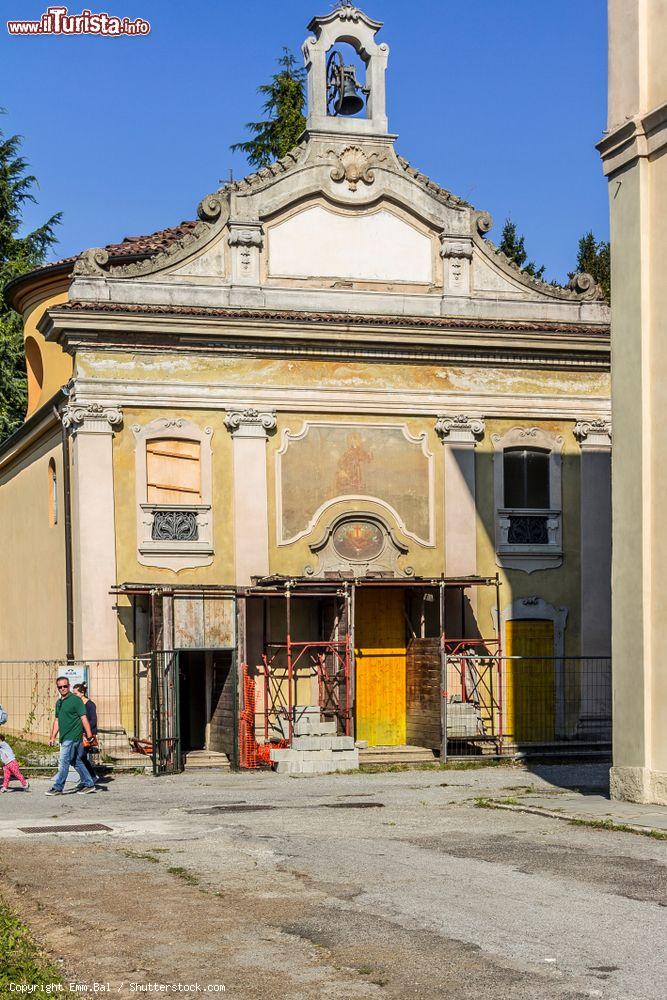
[436,415,484,625]
[575,418,612,737]
[225,408,276,586]
[63,401,122,661]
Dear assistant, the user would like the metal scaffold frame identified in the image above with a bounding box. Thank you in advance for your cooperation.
[239,574,503,765]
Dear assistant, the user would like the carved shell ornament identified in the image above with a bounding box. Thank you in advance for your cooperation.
[329,145,384,191]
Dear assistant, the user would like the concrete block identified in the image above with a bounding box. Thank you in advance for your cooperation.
[331,736,355,751]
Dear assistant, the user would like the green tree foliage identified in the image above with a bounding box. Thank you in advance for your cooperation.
[231,49,306,169]
[497,218,546,280]
[0,114,61,440]
[571,230,611,302]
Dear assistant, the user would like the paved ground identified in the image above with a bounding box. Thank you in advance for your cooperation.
[0,763,665,1000]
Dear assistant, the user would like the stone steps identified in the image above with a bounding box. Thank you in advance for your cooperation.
[359,745,437,766]
[183,750,231,770]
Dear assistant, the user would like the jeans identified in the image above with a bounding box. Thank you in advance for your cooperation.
[75,742,97,783]
[52,740,95,792]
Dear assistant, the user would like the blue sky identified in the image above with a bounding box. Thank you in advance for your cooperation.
[0,0,608,283]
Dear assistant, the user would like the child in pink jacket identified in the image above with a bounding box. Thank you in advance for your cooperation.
[0,738,29,792]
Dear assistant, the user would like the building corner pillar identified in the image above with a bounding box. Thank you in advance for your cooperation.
[225,408,275,586]
[63,401,122,661]
[574,418,612,739]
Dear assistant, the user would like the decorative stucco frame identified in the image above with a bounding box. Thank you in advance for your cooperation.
[491,425,564,573]
[132,417,214,570]
[304,511,412,578]
[492,596,569,737]
[275,420,435,547]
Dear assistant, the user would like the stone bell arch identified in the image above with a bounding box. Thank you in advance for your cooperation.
[302,4,391,138]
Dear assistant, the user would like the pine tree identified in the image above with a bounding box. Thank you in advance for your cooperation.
[497,218,545,280]
[231,50,306,169]
[571,230,610,302]
[0,114,61,440]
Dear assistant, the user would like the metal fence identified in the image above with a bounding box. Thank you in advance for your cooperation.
[442,655,611,758]
[0,658,152,767]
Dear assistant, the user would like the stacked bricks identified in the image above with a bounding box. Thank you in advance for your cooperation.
[269,706,359,774]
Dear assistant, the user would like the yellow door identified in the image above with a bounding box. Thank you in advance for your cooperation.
[505,619,555,742]
[355,588,406,746]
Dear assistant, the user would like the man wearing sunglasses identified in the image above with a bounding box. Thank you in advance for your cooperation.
[46,677,96,796]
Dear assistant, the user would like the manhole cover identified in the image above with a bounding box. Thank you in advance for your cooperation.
[323,802,384,809]
[19,823,112,834]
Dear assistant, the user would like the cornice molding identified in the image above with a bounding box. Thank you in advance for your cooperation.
[71,376,611,422]
[40,306,610,372]
[597,102,667,177]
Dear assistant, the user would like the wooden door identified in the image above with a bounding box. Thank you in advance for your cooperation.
[355,588,406,746]
[505,619,555,742]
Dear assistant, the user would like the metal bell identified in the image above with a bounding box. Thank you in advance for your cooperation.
[338,67,365,116]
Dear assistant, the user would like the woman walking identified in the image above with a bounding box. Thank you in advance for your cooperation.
[73,683,99,785]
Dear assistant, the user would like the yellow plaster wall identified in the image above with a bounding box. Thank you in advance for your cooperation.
[0,430,68,659]
[23,290,72,417]
[112,407,235,659]
[474,419,582,658]
[101,351,600,664]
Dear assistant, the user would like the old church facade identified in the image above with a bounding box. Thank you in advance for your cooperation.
[0,6,611,766]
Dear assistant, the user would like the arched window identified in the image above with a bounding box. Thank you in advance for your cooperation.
[48,458,58,527]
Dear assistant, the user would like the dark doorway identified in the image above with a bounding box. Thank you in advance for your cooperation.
[178,649,235,756]
[179,652,207,752]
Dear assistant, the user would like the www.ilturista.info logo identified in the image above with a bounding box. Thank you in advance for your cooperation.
[7,6,150,36]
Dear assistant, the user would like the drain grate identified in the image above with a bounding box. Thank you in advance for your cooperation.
[19,823,112,834]
[323,802,384,809]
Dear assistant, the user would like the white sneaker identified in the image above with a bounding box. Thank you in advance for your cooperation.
[1,788,7,793]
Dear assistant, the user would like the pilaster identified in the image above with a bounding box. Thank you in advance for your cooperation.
[62,401,122,661]
[574,418,612,738]
[436,413,484,580]
[224,408,276,585]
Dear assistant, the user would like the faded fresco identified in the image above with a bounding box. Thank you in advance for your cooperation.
[278,423,432,543]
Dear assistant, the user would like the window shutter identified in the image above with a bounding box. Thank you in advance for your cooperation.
[146,439,202,504]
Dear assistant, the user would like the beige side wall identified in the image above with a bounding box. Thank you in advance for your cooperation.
[649,149,667,778]
[0,431,67,659]
[603,0,667,802]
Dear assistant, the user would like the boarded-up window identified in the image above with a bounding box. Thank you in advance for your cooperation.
[146,438,201,504]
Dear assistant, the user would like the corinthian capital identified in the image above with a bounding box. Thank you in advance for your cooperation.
[435,414,485,443]
[61,401,123,434]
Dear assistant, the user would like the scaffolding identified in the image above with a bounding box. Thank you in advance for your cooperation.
[239,574,503,764]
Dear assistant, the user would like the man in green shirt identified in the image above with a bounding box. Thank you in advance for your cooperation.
[47,676,96,795]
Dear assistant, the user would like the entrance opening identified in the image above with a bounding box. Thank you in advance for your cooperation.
[355,587,407,746]
[179,652,207,752]
[178,650,234,756]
